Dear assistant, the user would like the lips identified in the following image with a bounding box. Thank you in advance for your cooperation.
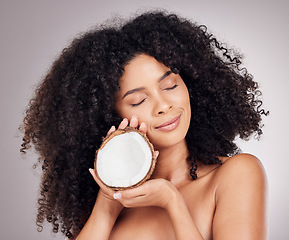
[155,115,181,131]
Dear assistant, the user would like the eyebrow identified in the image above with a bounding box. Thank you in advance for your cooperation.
[122,70,173,99]
[159,70,172,82]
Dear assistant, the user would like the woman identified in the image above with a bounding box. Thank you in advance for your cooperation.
[21,11,268,239]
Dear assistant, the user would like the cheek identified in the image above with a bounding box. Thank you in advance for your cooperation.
[174,84,190,107]
[177,85,191,122]
[115,103,150,124]
[130,108,151,124]
[182,84,191,106]
[115,105,132,119]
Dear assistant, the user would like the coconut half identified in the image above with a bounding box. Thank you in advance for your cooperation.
[94,127,156,190]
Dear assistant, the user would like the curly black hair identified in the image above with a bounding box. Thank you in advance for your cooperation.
[20,11,267,238]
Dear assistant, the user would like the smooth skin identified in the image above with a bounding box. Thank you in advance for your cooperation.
[76,54,267,240]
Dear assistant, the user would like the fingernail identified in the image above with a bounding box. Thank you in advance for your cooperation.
[110,126,116,131]
[155,151,159,158]
[130,116,138,126]
[113,192,122,199]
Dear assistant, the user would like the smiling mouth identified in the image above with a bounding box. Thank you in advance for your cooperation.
[155,115,181,131]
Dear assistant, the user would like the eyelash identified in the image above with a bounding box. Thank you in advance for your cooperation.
[165,84,178,90]
[131,84,178,107]
[131,98,146,107]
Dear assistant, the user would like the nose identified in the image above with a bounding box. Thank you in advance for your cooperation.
[153,95,172,115]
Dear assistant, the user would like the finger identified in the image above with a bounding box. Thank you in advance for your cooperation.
[118,118,128,129]
[139,122,147,134]
[118,195,147,208]
[154,150,159,159]
[119,184,148,200]
[116,186,149,207]
[120,179,169,200]
[113,186,145,200]
[129,115,138,128]
[106,126,116,137]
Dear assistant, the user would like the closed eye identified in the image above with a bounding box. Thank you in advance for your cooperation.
[131,98,146,107]
[164,84,178,91]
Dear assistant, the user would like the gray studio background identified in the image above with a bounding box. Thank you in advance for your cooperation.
[1,0,288,239]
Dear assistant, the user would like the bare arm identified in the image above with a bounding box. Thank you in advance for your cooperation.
[75,118,132,240]
[76,186,123,240]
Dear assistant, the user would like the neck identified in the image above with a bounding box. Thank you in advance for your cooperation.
[152,140,191,187]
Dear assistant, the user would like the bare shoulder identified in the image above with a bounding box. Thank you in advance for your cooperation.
[213,153,268,201]
[215,153,266,183]
[220,153,264,167]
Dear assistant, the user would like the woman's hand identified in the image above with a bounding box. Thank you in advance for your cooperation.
[89,168,123,214]
[113,178,177,210]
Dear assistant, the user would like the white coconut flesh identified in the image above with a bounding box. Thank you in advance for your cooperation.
[96,131,154,189]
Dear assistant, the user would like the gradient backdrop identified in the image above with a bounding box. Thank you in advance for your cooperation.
[1,0,288,239]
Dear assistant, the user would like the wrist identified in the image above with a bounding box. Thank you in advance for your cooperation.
[77,193,123,239]
[163,182,182,212]
[92,192,123,223]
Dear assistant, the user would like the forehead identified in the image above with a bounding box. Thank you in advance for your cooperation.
[119,54,169,88]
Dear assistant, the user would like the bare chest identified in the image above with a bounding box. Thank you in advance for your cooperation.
[109,180,216,240]
[109,207,175,240]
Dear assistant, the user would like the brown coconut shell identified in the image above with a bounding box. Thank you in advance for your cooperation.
[94,126,156,190]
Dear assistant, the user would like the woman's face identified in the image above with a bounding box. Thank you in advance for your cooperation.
[115,54,191,149]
